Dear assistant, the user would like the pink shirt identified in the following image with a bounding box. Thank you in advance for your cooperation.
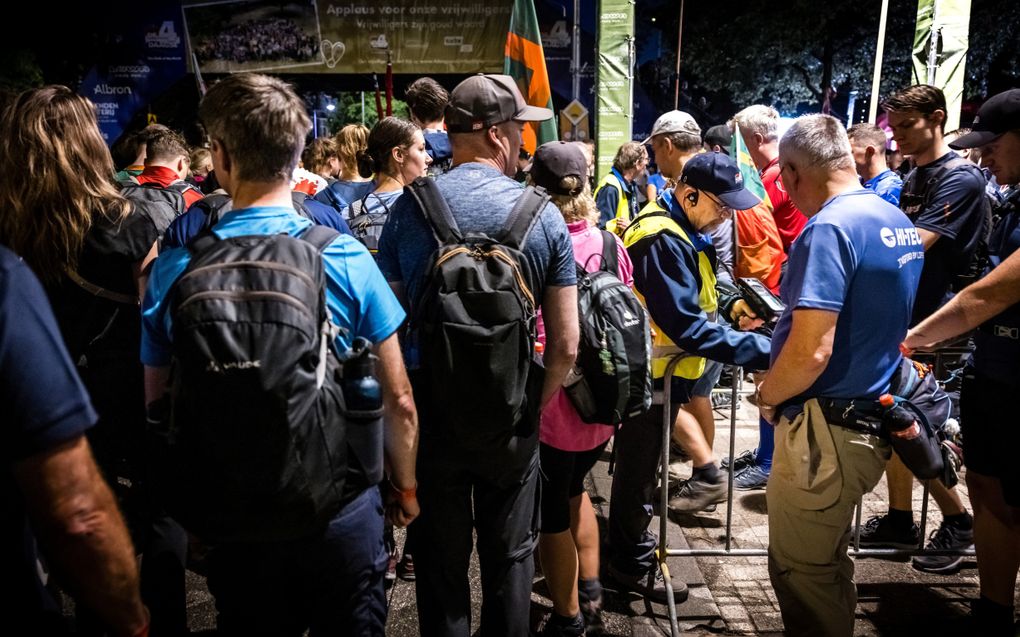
[538,219,635,452]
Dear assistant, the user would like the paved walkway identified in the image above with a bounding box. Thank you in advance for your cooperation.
[183,386,1012,636]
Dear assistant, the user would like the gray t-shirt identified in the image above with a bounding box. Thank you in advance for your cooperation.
[377,162,576,308]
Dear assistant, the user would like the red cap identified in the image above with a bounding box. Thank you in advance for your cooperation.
[878,394,895,407]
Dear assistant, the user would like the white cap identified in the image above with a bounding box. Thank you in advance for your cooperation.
[642,110,701,144]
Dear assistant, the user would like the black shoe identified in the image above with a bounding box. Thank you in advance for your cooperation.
[857,514,921,549]
[667,476,728,513]
[912,520,974,574]
[608,563,688,604]
[538,612,585,637]
[579,595,605,635]
[721,449,756,472]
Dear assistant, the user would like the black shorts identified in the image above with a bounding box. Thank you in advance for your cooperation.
[960,366,1020,506]
[539,440,610,534]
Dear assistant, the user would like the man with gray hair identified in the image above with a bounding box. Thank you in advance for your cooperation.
[754,114,924,636]
[730,105,806,251]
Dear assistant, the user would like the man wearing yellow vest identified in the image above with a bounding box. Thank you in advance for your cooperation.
[607,129,772,603]
[595,141,648,234]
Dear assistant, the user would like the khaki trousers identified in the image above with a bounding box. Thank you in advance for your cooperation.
[766,399,891,637]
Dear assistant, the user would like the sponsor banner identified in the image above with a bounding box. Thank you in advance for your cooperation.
[911,0,971,131]
[79,8,187,144]
[184,0,510,74]
[595,1,634,181]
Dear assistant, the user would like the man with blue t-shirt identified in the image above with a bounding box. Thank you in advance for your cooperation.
[141,73,418,635]
[756,115,924,637]
[848,122,903,205]
[377,73,578,637]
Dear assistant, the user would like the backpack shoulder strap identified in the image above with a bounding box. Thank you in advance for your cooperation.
[499,185,550,250]
[369,192,393,216]
[187,228,219,256]
[198,194,233,231]
[300,224,341,252]
[291,190,315,220]
[405,176,461,244]
[599,229,619,274]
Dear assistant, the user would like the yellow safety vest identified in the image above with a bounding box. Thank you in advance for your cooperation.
[594,172,631,235]
[622,201,718,380]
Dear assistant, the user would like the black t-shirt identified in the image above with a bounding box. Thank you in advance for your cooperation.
[900,152,990,325]
[46,203,164,474]
[1,246,97,622]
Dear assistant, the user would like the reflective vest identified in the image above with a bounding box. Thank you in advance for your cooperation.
[622,201,718,380]
[595,171,631,235]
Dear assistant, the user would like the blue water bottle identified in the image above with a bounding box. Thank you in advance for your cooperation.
[343,337,384,484]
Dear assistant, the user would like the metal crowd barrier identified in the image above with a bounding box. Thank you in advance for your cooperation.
[653,347,975,637]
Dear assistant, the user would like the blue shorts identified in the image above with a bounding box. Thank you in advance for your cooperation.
[692,359,725,398]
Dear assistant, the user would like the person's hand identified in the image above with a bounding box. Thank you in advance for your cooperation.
[614,218,630,236]
[731,299,765,331]
[385,482,420,527]
[754,379,778,425]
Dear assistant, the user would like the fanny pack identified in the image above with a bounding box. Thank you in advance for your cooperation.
[815,358,957,487]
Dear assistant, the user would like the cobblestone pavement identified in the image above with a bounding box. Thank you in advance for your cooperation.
[184,385,1017,636]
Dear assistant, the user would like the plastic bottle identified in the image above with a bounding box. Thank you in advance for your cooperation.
[878,394,920,440]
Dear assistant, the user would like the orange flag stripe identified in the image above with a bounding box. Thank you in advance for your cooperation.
[505,32,552,109]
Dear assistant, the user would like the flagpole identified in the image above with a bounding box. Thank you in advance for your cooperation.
[868,0,890,123]
[673,0,685,110]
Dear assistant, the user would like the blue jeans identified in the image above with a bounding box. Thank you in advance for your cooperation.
[206,487,387,636]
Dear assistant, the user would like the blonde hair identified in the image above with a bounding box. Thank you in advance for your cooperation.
[530,175,598,225]
[0,85,131,284]
[335,124,370,178]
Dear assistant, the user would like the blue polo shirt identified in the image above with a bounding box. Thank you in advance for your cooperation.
[771,189,924,400]
[863,169,903,206]
[141,206,405,366]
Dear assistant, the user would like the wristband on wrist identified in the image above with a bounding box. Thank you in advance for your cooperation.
[389,480,417,502]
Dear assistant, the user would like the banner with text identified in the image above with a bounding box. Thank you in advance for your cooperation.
[184,0,510,74]
[594,0,634,182]
[79,7,187,144]
[911,0,971,131]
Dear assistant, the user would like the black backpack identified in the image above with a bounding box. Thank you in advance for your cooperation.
[565,230,652,425]
[347,192,392,253]
[119,178,197,229]
[404,177,549,447]
[191,190,316,229]
[152,224,357,543]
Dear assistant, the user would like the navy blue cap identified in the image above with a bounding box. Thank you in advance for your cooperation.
[680,152,761,210]
[530,141,588,195]
[950,89,1020,149]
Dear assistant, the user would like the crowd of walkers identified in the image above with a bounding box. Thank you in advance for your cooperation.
[3,65,1020,637]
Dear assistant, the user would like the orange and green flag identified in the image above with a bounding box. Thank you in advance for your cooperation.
[504,0,557,153]
[731,124,772,210]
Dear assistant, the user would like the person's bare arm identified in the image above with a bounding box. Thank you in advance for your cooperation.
[374,332,419,527]
[15,436,148,637]
[132,242,159,301]
[539,284,579,408]
[905,248,1020,351]
[917,228,941,251]
[757,308,838,422]
[144,365,171,408]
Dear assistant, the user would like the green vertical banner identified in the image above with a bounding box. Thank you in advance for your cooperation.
[505,0,558,154]
[594,0,634,182]
[911,0,971,131]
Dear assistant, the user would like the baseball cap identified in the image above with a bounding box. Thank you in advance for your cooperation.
[680,152,760,210]
[949,89,1020,149]
[529,141,588,195]
[704,125,733,153]
[642,110,701,144]
[445,74,553,133]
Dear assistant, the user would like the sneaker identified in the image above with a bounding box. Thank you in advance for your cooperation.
[608,563,688,604]
[385,550,398,581]
[538,612,585,637]
[721,449,756,472]
[733,463,769,491]
[912,520,974,574]
[396,552,416,581]
[579,595,605,635]
[856,514,921,549]
[711,391,740,410]
[667,477,728,513]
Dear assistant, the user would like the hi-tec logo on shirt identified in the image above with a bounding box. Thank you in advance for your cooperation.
[880,226,923,248]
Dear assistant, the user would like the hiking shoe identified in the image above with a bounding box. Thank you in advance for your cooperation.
[396,552,416,581]
[667,477,728,513]
[608,563,688,604]
[733,463,769,491]
[912,520,974,574]
[857,514,921,549]
[579,595,605,635]
[721,449,757,472]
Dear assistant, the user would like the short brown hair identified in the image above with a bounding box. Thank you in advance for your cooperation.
[199,73,311,182]
[357,117,420,179]
[663,130,702,153]
[846,123,887,150]
[302,138,339,175]
[405,77,449,124]
[882,85,948,132]
[145,128,190,164]
[612,142,649,172]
